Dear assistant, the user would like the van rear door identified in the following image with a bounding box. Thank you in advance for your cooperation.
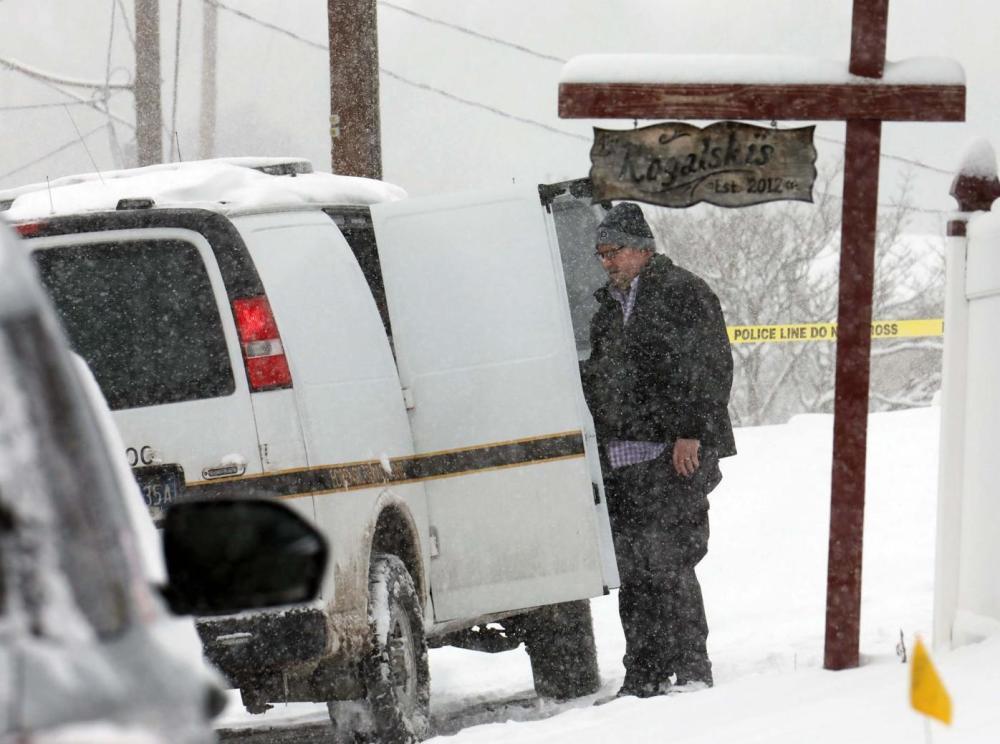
[29,225,263,520]
[371,186,613,622]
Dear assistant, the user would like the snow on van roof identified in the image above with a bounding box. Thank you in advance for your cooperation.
[1,158,407,222]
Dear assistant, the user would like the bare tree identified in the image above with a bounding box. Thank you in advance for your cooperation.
[646,166,943,426]
[648,168,840,426]
[795,172,944,416]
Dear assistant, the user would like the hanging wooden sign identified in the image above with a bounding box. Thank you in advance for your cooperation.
[590,121,817,208]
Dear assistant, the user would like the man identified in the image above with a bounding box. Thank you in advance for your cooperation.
[583,202,736,698]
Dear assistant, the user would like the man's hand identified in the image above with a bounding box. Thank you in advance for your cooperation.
[673,438,701,477]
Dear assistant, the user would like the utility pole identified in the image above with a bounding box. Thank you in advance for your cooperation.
[327,0,382,178]
[135,0,164,165]
[200,0,218,159]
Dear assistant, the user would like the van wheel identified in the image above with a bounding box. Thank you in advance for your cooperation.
[522,599,601,699]
[328,553,430,744]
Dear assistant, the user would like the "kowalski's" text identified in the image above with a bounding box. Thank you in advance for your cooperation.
[590,121,817,209]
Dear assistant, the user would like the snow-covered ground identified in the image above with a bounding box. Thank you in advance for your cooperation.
[219,405,997,742]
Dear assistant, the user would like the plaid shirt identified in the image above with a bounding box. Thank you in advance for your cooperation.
[606,276,668,469]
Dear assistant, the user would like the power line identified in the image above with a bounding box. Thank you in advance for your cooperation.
[115,0,136,49]
[63,106,105,182]
[104,0,117,95]
[814,134,953,176]
[0,65,135,129]
[169,0,184,161]
[0,56,132,91]
[0,123,107,180]
[0,100,107,112]
[205,0,324,49]
[102,0,127,168]
[377,1,565,64]
[370,9,958,177]
[208,0,587,141]
[209,1,955,177]
[379,68,589,141]
[370,4,956,177]
[813,189,951,216]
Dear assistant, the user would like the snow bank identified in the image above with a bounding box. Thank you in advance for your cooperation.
[219,406,978,744]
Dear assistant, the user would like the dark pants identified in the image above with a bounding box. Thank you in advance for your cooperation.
[604,449,720,689]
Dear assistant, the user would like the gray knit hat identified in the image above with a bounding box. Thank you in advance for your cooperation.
[596,202,655,252]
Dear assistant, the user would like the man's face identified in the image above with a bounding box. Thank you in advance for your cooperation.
[596,243,652,290]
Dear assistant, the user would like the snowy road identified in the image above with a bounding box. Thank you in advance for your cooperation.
[218,691,570,742]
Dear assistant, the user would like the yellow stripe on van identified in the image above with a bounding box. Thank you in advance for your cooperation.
[183,431,587,500]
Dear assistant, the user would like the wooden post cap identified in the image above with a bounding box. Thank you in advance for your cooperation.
[951,139,1000,213]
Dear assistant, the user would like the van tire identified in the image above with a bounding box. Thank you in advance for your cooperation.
[522,599,600,700]
[332,553,430,744]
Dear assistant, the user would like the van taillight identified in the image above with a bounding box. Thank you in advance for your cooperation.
[15,222,44,237]
[232,296,292,391]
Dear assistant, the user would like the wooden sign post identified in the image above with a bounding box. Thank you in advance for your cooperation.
[559,0,965,670]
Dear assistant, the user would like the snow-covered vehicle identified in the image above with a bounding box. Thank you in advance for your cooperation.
[0,222,327,743]
[3,159,619,743]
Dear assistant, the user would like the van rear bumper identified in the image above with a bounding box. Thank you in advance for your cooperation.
[196,607,329,683]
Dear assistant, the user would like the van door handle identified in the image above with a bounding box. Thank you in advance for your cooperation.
[202,461,247,479]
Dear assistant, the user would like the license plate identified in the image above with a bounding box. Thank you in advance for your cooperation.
[133,464,185,526]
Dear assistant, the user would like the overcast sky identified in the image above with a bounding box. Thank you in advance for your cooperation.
[1,1,997,232]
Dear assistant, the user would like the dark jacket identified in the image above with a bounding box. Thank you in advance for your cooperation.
[583,254,736,458]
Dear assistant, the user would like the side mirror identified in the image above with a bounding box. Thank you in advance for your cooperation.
[161,498,327,616]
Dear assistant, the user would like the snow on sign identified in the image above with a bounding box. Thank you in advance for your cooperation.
[590,121,817,208]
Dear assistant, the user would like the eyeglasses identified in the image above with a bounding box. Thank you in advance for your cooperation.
[594,246,626,262]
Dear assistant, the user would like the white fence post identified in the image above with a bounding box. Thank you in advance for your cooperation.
[933,140,1000,650]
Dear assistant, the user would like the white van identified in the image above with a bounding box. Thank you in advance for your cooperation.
[0,221,327,743]
[4,159,618,743]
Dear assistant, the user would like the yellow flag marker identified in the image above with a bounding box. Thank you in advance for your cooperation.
[910,637,952,725]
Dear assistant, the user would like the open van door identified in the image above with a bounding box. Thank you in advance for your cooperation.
[372,186,616,622]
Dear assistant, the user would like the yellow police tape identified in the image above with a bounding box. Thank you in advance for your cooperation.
[727,318,944,344]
